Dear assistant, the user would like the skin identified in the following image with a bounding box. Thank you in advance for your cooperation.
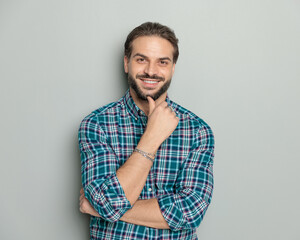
[79,36,179,229]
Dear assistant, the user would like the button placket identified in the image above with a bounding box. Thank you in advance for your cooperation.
[144,170,155,198]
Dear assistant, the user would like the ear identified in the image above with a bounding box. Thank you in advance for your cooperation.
[124,56,129,73]
[171,63,176,75]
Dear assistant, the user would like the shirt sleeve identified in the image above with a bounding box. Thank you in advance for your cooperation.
[156,124,214,231]
[78,116,132,222]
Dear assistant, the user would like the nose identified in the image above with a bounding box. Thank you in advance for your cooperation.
[144,62,158,76]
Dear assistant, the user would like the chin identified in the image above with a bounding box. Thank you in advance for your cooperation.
[128,74,171,101]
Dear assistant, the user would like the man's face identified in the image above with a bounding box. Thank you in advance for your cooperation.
[124,36,176,101]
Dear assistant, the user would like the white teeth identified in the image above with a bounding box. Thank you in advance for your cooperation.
[143,80,157,84]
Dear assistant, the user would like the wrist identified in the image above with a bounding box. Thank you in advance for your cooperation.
[137,132,161,154]
[134,148,155,162]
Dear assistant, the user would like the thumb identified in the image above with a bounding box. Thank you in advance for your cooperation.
[147,96,156,116]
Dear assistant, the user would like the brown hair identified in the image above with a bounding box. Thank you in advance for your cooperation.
[124,22,179,63]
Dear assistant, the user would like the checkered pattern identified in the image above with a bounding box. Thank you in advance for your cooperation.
[79,90,214,240]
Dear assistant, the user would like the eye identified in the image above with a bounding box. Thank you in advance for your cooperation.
[159,60,168,66]
[137,58,145,63]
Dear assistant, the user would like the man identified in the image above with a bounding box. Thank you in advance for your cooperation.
[78,22,214,240]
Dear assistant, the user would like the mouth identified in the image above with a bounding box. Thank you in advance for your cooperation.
[140,78,161,84]
[139,78,162,89]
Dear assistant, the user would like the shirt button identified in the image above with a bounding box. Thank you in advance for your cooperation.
[148,188,152,192]
[138,110,143,116]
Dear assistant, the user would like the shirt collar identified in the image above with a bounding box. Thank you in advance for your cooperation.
[124,90,142,120]
[123,89,172,120]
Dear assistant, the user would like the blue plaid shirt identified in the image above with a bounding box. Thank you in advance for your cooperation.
[79,90,214,240]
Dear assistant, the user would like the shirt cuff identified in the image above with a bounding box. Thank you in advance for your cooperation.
[85,174,132,222]
[157,190,208,231]
[157,193,187,231]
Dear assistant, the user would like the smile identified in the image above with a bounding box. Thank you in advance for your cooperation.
[141,79,160,84]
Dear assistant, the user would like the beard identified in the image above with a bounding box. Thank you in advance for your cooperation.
[127,73,172,101]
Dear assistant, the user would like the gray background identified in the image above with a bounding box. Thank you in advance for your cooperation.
[0,0,299,239]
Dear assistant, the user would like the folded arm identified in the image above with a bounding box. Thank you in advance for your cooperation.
[80,123,214,230]
[79,191,169,229]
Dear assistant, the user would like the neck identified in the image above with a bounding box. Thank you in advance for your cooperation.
[129,88,167,116]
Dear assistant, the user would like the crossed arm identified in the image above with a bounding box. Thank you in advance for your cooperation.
[79,97,214,230]
[80,190,169,229]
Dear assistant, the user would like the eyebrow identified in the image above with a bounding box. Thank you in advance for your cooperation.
[132,53,172,62]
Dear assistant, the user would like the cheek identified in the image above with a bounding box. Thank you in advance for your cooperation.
[129,64,144,74]
[162,68,173,77]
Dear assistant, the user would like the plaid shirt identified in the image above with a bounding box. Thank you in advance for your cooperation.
[79,90,214,240]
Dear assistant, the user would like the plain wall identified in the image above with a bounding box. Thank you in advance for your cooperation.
[1,0,299,239]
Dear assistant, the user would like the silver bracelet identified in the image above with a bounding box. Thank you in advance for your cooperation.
[134,148,155,162]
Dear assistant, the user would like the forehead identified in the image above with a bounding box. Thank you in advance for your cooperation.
[131,36,174,59]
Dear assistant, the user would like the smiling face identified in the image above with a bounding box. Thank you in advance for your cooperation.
[124,36,176,101]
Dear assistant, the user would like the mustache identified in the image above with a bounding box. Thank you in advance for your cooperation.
[136,74,164,81]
